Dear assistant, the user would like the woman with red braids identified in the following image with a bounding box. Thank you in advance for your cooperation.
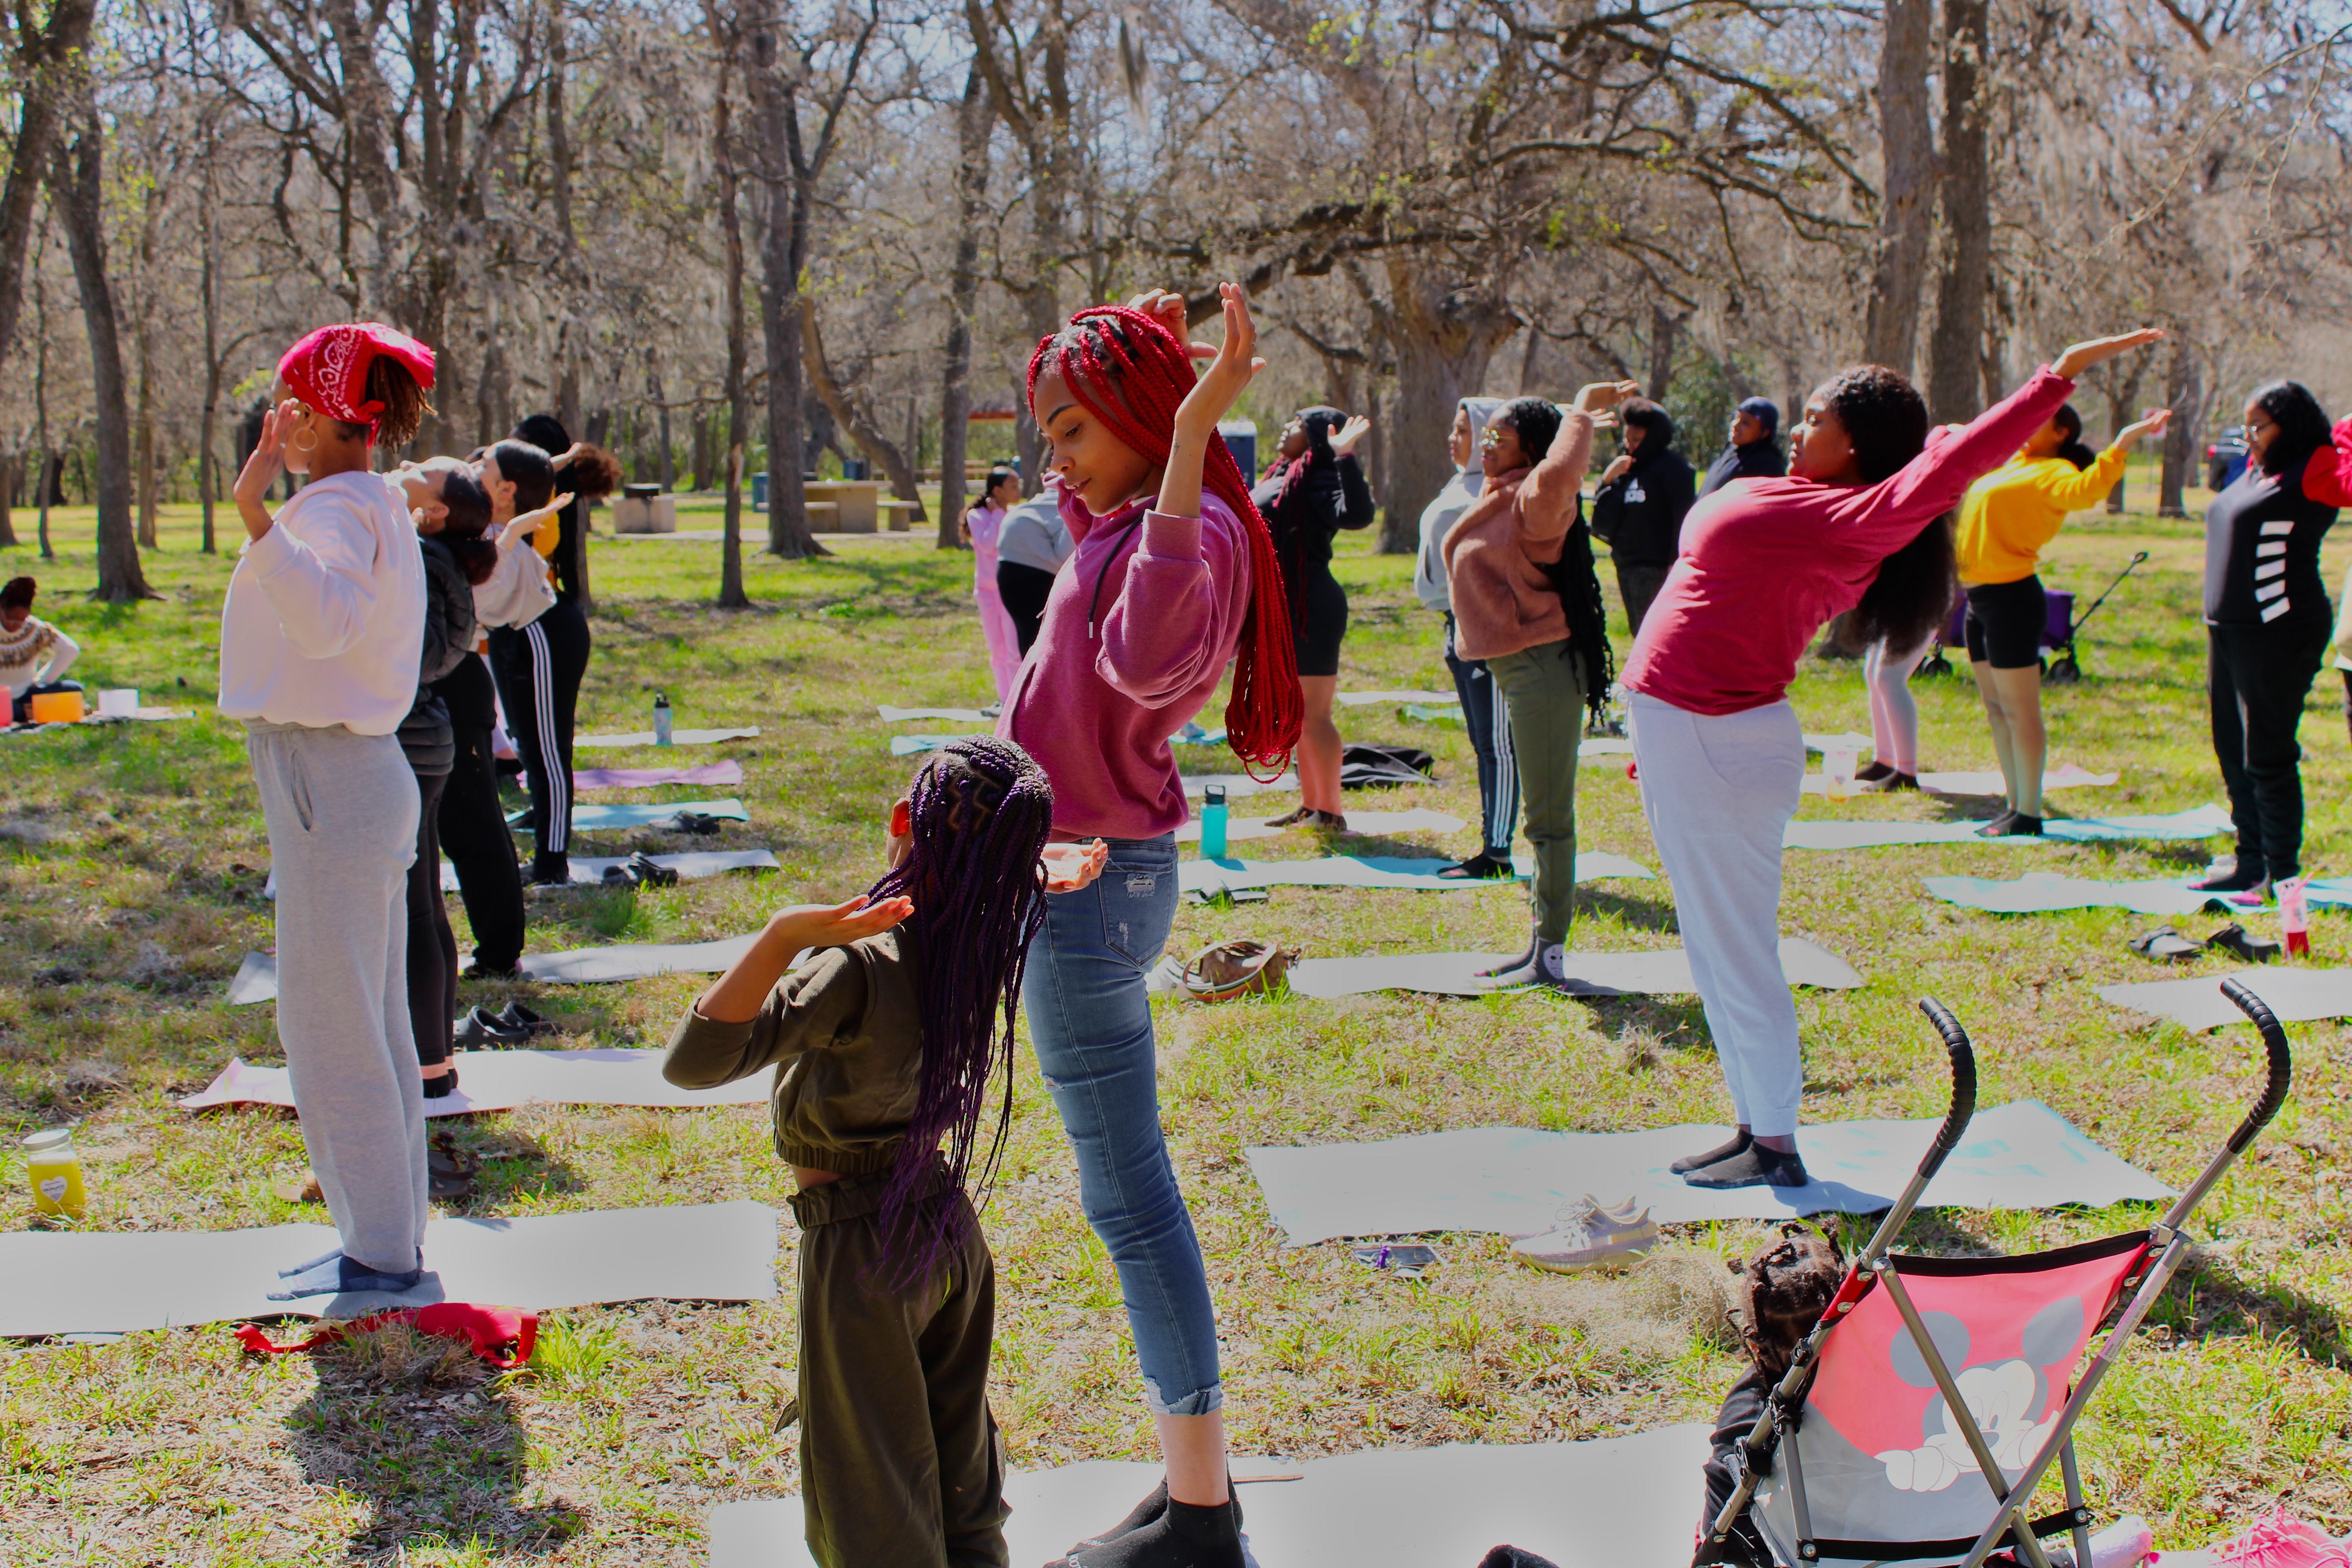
[998,283,1300,1568]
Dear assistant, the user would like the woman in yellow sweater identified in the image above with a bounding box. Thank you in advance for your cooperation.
[1956,402,2169,834]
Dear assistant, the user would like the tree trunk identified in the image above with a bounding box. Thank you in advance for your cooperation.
[1862,0,1936,374]
[749,32,826,560]
[712,47,751,608]
[1647,305,1682,400]
[802,299,926,522]
[2101,360,2145,514]
[691,405,714,492]
[937,65,983,552]
[50,113,153,601]
[2159,339,2199,518]
[1925,0,1992,423]
[1380,266,1518,553]
[651,355,676,490]
[0,0,94,374]
[0,454,15,548]
[136,332,158,549]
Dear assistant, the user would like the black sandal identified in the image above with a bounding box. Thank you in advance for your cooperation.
[1438,851,1517,880]
[2204,923,2281,963]
[2127,927,2200,963]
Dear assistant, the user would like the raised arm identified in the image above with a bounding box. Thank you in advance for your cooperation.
[663,897,910,1089]
[1517,412,1598,561]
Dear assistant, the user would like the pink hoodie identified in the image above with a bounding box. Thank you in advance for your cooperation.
[997,483,1254,841]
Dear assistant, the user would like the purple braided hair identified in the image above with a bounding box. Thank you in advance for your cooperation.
[863,735,1055,1284]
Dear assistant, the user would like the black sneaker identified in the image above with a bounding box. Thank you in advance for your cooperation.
[1438,850,1517,880]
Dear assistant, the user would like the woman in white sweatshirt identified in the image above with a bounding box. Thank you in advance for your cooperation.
[218,321,437,1302]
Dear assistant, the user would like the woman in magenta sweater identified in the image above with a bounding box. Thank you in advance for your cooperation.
[1621,327,2163,1190]
[999,283,1300,1568]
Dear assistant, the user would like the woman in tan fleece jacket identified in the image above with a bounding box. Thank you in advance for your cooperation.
[1443,383,1634,985]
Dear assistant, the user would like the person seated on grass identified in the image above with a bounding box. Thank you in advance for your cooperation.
[2,576,83,723]
[663,736,1106,1568]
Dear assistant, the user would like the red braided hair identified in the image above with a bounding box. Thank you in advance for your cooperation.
[1026,305,1303,776]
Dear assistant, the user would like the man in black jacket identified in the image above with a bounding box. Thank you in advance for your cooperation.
[1698,397,1787,497]
[1590,398,1698,639]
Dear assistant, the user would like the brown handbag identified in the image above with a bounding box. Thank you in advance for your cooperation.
[1177,938,1302,1003]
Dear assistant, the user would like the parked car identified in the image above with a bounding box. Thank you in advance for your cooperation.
[2207,427,2249,491]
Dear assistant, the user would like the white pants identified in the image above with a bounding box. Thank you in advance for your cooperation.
[1627,691,1806,1137]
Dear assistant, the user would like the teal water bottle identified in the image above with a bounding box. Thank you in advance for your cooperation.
[653,692,674,747]
[1201,785,1228,859]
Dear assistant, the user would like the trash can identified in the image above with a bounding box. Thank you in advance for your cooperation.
[752,471,768,510]
[1217,420,1258,479]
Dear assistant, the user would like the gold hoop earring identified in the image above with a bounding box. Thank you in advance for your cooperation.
[291,426,319,454]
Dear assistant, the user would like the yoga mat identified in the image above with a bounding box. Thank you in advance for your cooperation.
[1172,809,1466,845]
[228,934,761,1004]
[897,728,1227,757]
[510,798,750,832]
[573,761,745,789]
[1784,803,2232,849]
[0,1201,779,1336]
[1803,731,1876,753]
[575,727,760,748]
[2099,966,2352,1030]
[1402,704,1465,724]
[1335,689,1459,706]
[877,705,986,723]
[1923,871,2230,916]
[1181,771,1299,798]
[181,1049,770,1117]
[439,849,781,892]
[709,1421,1711,1568]
[1178,851,1651,897]
[1270,937,1862,999]
[1579,737,1634,756]
[1802,763,2121,796]
[1247,1100,2172,1245]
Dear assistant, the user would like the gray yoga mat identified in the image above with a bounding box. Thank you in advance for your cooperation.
[1335,689,1459,706]
[0,1201,779,1336]
[877,705,987,723]
[181,1048,771,1117]
[2099,966,2352,1030]
[439,849,779,892]
[1181,771,1299,798]
[1923,871,2231,916]
[1270,937,1861,999]
[509,798,750,832]
[227,933,761,1004]
[1246,1100,2172,1245]
[573,727,760,748]
[1178,851,1651,897]
[1785,803,2232,850]
[710,1422,1710,1568]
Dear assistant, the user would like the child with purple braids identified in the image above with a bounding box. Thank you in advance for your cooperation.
[663,736,1106,1568]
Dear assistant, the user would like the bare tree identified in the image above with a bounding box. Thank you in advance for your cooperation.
[708,2,753,607]
[0,0,94,373]
[937,61,994,541]
[1862,0,1935,373]
[1925,0,1992,421]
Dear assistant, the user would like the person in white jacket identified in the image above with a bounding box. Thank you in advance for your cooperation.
[218,321,438,1301]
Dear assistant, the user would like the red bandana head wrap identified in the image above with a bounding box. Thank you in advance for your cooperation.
[278,323,436,442]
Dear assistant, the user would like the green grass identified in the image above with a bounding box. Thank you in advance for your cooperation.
[5,476,2352,1562]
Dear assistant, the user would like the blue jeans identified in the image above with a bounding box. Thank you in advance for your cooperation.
[1021,833,1221,1416]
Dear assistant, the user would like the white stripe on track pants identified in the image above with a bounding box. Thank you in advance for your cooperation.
[1627,690,1807,1138]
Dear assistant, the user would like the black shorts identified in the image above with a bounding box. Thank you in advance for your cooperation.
[1291,570,1349,678]
[1963,575,2047,669]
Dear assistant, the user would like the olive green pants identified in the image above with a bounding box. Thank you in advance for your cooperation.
[792,1171,1008,1568]
[1486,637,1587,942]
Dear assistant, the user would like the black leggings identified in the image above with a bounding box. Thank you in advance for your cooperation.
[489,601,590,879]
[2209,619,2327,880]
[439,736,527,975]
[406,771,458,1068]
[1963,575,2046,670]
[997,561,1057,655]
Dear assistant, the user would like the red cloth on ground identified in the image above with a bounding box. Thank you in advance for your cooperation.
[232,1302,536,1369]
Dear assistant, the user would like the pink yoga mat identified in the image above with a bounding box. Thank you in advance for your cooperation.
[570,760,745,789]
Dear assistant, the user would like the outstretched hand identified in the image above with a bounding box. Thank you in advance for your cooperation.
[501,491,577,547]
[2116,407,2174,445]
[2053,327,2164,381]
[1331,414,1374,457]
[1041,838,1110,894]
[1156,282,1265,520]
[768,894,915,950]
[1124,288,1208,357]
[1575,380,1642,416]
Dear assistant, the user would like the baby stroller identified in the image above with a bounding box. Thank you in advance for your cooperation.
[1920,553,2150,684]
[1699,981,2291,1568]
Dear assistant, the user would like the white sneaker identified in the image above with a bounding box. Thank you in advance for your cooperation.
[1510,1194,1658,1272]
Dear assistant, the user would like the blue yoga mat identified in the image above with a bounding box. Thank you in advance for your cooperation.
[1785,803,2231,850]
[1923,871,2237,916]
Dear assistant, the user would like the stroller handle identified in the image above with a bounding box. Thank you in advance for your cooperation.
[2219,979,2294,1154]
[1916,997,1980,1178]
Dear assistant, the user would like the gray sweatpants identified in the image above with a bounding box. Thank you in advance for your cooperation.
[247,720,429,1273]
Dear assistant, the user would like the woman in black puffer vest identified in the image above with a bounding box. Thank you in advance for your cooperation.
[398,470,499,1103]
[2196,379,2352,897]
